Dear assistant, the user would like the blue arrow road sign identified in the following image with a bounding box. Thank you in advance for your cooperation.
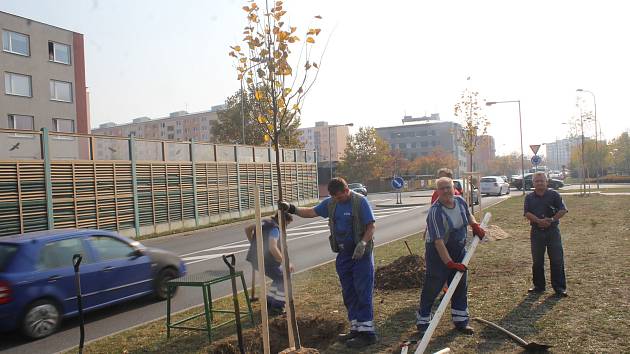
[531,155,542,166]
[392,177,404,190]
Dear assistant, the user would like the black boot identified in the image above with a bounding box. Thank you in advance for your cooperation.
[345,333,377,348]
[337,331,359,342]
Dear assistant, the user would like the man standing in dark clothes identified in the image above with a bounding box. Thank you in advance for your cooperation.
[523,172,569,297]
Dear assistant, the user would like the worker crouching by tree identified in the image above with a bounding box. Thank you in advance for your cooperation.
[416,177,485,335]
[280,177,377,349]
[245,211,294,316]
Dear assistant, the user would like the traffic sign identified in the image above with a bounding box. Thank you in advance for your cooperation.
[531,155,542,166]
[391,176,404,190]
[530,144,541,155]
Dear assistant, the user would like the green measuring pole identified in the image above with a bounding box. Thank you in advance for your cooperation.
[41,128,54,230]
[129,135,140,238]
[190,139,199,226]
[235,146,243,217]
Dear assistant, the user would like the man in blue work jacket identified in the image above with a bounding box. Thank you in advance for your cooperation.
[416,177,485,335]
[280,177,377,349]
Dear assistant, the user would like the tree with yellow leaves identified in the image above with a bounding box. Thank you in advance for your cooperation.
[230,1,324,350]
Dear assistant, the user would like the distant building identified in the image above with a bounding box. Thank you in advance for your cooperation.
[298,121,351,182]
[375,114,468,176]
[91,107,223,142]
[545,136,584,170]
[298,121,351,162]
[473,135,496,173]
[1,11,89,159]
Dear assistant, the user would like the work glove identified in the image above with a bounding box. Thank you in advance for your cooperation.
[471,223,486,239]
[352,240,368,260]
[446,260,467,272]
[278,201,296,214]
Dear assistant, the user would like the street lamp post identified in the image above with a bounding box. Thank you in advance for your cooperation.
[577,89,599,189]
[328,123,354,180]
[486,100,526,195]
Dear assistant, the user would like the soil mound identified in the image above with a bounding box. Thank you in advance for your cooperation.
[375,254,425,290]
[483,225,511,241]
[211,315,343,353]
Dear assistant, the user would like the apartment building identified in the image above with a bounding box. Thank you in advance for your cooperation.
[375,114,468,176]
[545,136,583,170]
[1,11,88,159]
[473,135,496,173]
[298,121,351,163]
[1,11,88,133]
[92,108,223,141]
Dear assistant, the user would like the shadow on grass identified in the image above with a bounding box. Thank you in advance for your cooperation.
[323,303,418,354]
[125,311,260,354]
[473,292,561,352]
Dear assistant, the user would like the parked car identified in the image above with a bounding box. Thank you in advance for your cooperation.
[452,179,479,205]
[511,173,564,190]
[348,182,368,196]
[480,176,511,196]
[0,229,186,339]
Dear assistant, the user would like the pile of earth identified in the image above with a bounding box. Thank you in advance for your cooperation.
[211,314,344,353]
[375,254,425,290]
[483,225,511,241]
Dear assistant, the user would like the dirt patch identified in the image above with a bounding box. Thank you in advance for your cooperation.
[483,225,511,241]
[210,315,343,353]
[375,254,425,290]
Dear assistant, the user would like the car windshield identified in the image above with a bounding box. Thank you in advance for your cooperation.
[348,183,362,188]
[0,243,19,271]
[481,178,496,183]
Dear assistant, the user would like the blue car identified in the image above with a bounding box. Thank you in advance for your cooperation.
[0,229,186,339]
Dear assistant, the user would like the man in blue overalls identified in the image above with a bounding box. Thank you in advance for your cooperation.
[245,211,294,316]
[416,177,485,335]
[280,177,377,349]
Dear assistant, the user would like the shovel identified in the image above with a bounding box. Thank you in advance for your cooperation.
[223,254,245,354]
[472,317,552,351]
[72,254,85,354]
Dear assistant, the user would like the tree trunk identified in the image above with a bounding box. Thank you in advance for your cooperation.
[274,142,301,349]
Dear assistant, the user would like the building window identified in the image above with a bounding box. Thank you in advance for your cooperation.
[411,142,417,148]
[421,141,429,147]
[48,41,71,64]
[49,80,73,102]
[398,143,406,149]
[4,72,32,97]
[2,30,30,56]
[8,114,34,130]
[167,126,174,131]
[53,118,74,133]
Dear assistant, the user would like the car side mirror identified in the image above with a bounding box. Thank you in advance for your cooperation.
[129,249,143,258]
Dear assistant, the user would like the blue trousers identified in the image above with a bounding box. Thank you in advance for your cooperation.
[416,233,469,330]
[264,265,285,310]
[335,235,375,335]
[531,227,566,292]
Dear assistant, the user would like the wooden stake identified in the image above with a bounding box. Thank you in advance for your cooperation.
[254,186,270,354]
[279,211,297,348]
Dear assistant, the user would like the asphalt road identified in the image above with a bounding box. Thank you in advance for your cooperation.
[0,190,509,354]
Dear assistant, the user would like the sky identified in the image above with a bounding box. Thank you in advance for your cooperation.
[3,0,630,157]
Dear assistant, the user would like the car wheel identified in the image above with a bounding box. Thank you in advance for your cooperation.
[155,267,179,300]
[21,299,61,339]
